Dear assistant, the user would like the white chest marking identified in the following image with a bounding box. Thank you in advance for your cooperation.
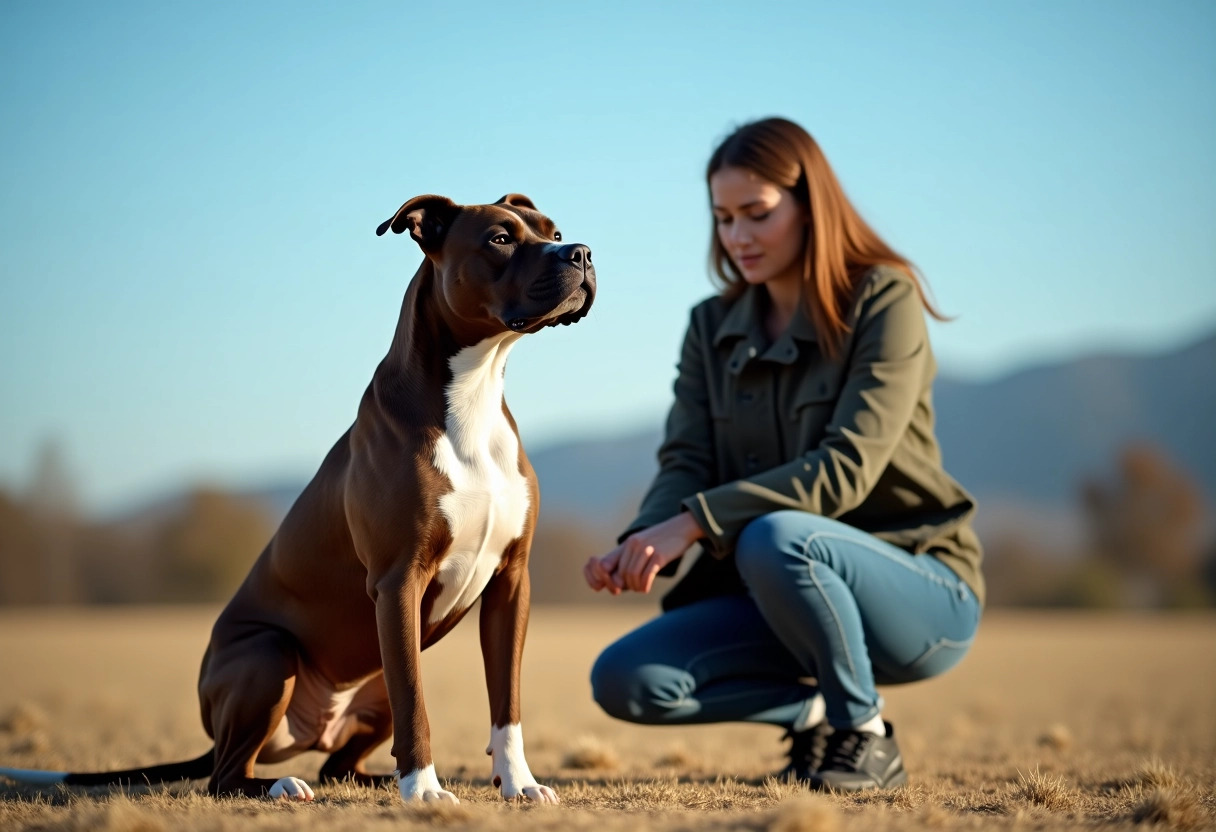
[429,333,530,626]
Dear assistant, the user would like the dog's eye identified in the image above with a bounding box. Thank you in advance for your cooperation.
[554,231,563,242]
[490,234,512,245]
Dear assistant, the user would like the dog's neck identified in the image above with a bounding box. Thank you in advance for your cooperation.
[375,261,517,430]
[383,262,458,380]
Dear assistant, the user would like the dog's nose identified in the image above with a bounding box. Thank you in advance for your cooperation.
[559,243,592,267]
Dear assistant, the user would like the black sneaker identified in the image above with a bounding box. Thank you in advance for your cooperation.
[810,721,907,792]
[776,722,833,783]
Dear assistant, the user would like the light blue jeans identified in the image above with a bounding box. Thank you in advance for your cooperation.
[591,511,980,729]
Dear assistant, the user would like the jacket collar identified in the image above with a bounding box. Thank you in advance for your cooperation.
[712,285,818,371]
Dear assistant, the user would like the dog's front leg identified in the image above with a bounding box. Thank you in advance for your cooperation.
[479,555,557,803]
[372,568,456,803]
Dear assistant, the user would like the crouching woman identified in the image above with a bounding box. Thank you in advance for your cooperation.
[584,117,983,792]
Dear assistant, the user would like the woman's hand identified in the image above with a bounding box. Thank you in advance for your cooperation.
[583,547,624,595]
[584,513,704,595]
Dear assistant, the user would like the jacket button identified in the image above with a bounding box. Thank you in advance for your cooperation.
[746,453,759,470]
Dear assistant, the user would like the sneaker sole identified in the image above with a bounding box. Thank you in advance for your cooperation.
[813,768,908,792]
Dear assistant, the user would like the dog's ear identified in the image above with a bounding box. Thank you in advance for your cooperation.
[376,195,460,253]
[495,193,537,211]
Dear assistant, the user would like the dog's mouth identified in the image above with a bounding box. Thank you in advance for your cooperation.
[504,276,595,334]
[549,279,594,327]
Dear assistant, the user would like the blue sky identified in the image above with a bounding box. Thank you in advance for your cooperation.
[2,1,1214,513]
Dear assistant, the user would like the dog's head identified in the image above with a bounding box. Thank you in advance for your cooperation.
[377,193,595,341]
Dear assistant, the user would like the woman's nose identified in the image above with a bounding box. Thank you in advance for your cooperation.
[727,222,752,245]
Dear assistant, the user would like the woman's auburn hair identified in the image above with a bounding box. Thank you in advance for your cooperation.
[707,117,944,359]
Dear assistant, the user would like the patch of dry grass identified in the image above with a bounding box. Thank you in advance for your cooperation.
[1,607,1214,831]
[1136,758,1183,790]
[850,784,926,811]
[654,743,700,769]
[0,702,47,735]
[28,795,168,832]
[1131,787,1207,830]
[1013,768,1077,811]
[1037,723,1073,751]
[560,736,620,771]
[767,794,840,832]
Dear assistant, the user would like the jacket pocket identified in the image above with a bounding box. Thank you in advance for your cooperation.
[790,368,841,449]
[791,363,843,409]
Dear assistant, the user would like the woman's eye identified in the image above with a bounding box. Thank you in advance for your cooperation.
[750,212,771,222]
[554,231,562,241]
[715,215,732,226]
[490,234,511,245]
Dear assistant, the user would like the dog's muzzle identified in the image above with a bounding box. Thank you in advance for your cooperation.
[507,243,596,332]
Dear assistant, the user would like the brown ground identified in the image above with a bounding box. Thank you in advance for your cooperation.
[0,605,1213,831]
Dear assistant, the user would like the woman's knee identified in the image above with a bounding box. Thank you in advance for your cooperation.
[589,641,653,721]
[589,643,688,724]
[736,511,822,589]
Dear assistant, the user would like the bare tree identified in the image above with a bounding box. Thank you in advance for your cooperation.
[1081,443,1211,607]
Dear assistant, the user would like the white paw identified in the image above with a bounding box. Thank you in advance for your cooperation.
[488,723,557,803]
[268,776,314,801]
[397,765,459,804]
[420,788,460,803]
[512,783,560,804]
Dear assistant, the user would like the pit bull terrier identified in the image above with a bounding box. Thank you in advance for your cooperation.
[0,193,595,804]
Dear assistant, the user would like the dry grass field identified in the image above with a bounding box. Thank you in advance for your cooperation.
[0,604,1213,831]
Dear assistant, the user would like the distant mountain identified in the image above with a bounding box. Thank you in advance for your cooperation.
[527,431,661,533]
[933,333,1216,503]
[118,330,1216,549]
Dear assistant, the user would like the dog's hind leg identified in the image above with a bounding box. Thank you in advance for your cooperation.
[198,629,313,801]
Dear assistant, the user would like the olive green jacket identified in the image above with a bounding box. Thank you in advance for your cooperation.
[622,266,984,611]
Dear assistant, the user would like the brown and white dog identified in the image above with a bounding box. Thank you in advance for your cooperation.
[0,193,595,804]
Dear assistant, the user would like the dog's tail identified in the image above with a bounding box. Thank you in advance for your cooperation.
[0,748,215,787]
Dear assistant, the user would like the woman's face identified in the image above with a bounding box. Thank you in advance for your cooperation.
[710,165,807,289]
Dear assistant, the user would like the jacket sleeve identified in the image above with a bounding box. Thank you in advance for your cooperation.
[682,274,929,558]
[619,310,716,559]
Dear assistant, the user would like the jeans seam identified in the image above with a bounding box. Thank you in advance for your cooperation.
[792,527,960,725]
[804,562,859,683]
[908,636,974,674]
[800,530,960,591]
